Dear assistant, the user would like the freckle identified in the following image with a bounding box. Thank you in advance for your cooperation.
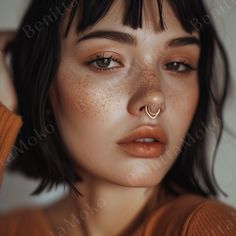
[69,71,124,120]
[79,85,106,118]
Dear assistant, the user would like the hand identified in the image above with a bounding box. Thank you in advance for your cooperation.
[0,31,18,113]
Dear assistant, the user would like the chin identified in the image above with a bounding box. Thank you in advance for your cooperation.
[110,174,163,188]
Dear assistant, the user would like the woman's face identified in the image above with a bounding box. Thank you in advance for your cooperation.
[49,0,200,187]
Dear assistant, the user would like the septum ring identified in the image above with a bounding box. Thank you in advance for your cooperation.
[145,106,161,119]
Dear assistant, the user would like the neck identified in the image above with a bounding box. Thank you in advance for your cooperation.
[46,178,162,236]
[68,179,160,236]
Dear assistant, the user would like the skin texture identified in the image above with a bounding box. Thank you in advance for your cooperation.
[46,0,200,235]
[0,32,18,113]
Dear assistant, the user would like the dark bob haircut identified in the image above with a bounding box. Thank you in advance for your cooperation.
[7,0,233,198]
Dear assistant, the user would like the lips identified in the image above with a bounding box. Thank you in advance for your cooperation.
[117,125,167,145]
[117,125,168,158]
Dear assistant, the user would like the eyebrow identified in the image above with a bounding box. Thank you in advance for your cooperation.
[77,30,138,46]
[77,30,200,48]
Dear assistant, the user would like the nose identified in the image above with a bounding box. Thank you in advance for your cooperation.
[127,70,166,118]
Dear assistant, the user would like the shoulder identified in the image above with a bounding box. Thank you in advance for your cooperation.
[0,207,52,236]
[142,193,236,236]
[182,196,236,235]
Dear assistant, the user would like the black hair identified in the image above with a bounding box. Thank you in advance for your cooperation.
[7,0,234,198]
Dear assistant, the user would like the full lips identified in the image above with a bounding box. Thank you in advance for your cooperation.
[118,141,166,158]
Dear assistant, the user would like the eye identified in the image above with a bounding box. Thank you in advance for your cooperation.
[86,55,123,72]
[163,61,197,73]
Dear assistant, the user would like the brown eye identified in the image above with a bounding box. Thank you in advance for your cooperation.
[163,61,196,73]
[86,55,122,72]
[96,58,112,68]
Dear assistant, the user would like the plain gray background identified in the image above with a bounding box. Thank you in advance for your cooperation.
[0,0,235,213]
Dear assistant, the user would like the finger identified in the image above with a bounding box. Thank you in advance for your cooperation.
[0,31,16,53]
[0,44,17,112]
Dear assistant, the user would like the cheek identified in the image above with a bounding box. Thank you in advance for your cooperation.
[165,78,199,148]
[52,62,125,123]
[49,62,108,155]
[49,64,110,168]
[49,63,130,180]
[53,69,101,121]
[49,61,125,155]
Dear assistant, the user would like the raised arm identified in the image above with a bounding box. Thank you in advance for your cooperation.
[0,31,22,185]
[0,103,22,184]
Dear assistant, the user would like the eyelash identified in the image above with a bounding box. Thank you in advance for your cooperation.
[85,55,197,74]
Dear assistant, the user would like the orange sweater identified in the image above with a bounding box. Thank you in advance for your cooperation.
[0,102,236,236]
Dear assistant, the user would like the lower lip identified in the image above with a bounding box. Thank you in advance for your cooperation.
[118,141,166,158]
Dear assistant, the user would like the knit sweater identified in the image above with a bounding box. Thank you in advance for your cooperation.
[0,102,236,236]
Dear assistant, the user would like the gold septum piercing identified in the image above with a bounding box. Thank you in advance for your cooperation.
[145,106,161,119]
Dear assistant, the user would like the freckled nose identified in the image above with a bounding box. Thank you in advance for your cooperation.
[127,70,166,118]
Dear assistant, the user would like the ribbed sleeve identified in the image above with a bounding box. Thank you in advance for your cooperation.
[132,193,236,236]
[0,102,23,184]
[182,199,236,235]
[0,208,53,236]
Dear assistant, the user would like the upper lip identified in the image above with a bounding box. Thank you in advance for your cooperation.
[117,125,168,144]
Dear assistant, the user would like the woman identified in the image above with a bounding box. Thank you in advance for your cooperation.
[0,0,236,235]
